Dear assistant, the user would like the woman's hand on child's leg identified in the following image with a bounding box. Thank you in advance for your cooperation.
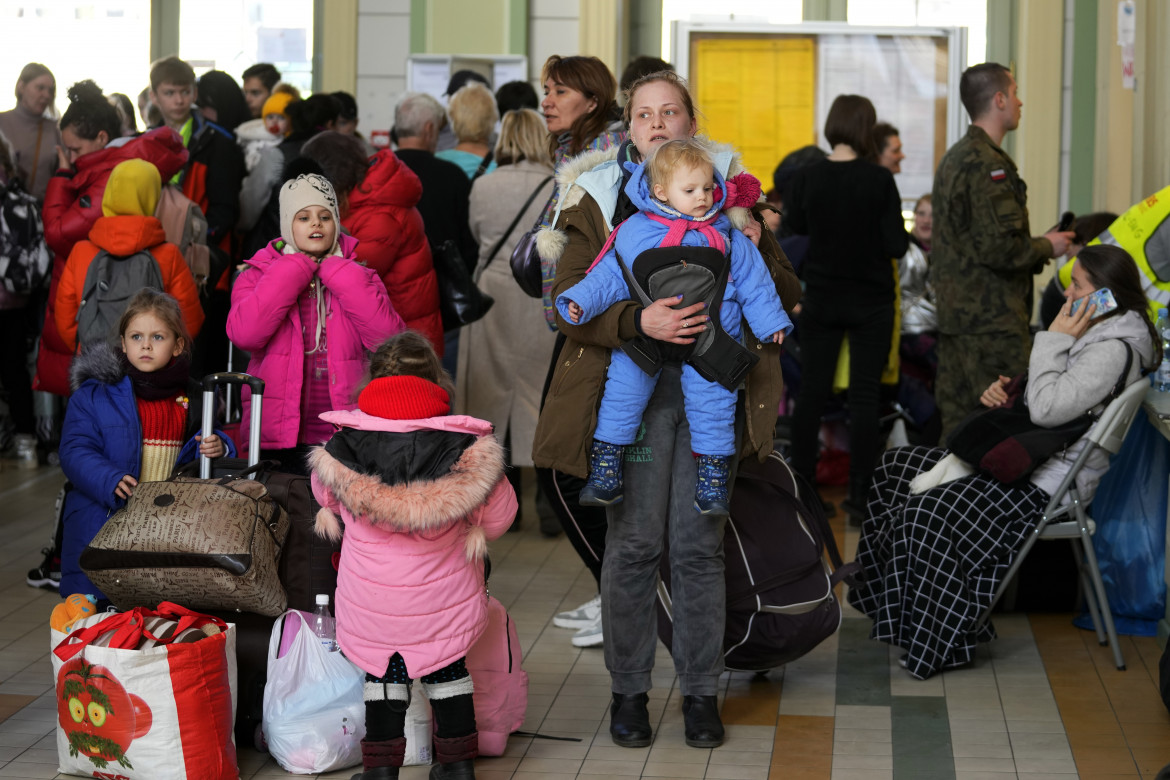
[115,475,138,499]
[197,434,226,459]
[568,301,583,323]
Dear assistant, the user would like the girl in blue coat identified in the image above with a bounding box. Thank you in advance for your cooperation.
[556,139,792,516]
[58,289,232,601]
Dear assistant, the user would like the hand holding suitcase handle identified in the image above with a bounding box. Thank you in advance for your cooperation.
[201,372,266,479]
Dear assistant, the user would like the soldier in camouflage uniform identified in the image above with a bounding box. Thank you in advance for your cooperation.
[932,63,1074,437]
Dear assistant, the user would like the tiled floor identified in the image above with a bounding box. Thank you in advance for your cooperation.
[1,460,1168,779]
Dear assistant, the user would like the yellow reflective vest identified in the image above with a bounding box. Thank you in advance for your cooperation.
[1056,185,1170,320]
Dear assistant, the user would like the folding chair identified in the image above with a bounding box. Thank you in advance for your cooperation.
[974,378,1151,671]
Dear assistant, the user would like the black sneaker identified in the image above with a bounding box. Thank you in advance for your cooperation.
[26,547,61,590]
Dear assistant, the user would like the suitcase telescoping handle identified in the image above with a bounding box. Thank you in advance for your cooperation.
[201,372,266,479]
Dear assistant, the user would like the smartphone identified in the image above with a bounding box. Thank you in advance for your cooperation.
[1069,288,1118,318]
[1057,211,1075,232]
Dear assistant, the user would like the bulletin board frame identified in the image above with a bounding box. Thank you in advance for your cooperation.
[406,54,528,101]
[670,21,968,202]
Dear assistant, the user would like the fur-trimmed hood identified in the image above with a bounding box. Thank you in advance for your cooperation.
[535,137,752,265]
[69,341,126,392]
[309,422,506,560]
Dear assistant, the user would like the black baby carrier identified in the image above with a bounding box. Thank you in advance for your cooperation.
[615,245,759,391]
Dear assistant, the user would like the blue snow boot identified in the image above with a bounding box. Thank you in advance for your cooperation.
[694,454,731,517]
[579,440,625,507]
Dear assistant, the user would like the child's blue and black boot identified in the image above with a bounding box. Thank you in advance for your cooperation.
[694,454,731,517]
[579,440,625,507]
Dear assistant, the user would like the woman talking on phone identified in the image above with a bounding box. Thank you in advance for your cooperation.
[847,244,1158,680]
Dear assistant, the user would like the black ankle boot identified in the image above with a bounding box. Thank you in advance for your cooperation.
[351,768,399,780]
[349,736,406,779]
[430,762,475,780]
[428,759,476,778]
[430,733,477,778]
[682,695,724,748]
[609,692,652,747]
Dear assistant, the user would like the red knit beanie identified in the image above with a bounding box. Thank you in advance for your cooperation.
[358,375,450,420]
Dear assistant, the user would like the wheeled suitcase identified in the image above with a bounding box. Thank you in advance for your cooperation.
[81,372,291,617]
[193,373,342,746]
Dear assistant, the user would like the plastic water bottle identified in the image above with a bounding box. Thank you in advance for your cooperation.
[1155,308,1170,392]
[312,594,338,651]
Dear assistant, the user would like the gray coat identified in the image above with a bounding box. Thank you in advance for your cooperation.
[454,159,557,466]
[1027,309,1156,501]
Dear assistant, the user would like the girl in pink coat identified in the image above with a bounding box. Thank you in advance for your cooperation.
[309,331,517,780]
[227,173,404,471]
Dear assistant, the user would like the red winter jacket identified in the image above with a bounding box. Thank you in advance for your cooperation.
[35,128,188,397]
[344,150,444,355]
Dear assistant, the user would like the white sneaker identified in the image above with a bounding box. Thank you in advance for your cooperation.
[570,613,603,647]
[553,594,601,629]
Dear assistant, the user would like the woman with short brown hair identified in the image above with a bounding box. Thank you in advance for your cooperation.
[786,93,909,517]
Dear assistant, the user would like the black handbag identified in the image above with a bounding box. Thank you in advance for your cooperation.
[431,239,494,331]
[946,345,1133,485]
[509,227,544,299]
[482,175,553,277]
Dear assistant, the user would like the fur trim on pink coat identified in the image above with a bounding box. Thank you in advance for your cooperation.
[308,434,504,562]
[308,421,517,679]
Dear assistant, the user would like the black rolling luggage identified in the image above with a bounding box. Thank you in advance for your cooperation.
[196,372,341,746]
[656,449,860,672]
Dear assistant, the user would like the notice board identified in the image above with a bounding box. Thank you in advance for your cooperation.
[676,22,967,204]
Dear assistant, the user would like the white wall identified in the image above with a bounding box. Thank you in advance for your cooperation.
[356,0,412,138]
[352,0,582,138]
[528,0,581,80]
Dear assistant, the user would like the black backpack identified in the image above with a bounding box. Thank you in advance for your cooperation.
[0,178,50,295]
[657,449,860,672]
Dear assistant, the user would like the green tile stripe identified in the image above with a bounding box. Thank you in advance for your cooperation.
[892,696,954,779]
[410,0,427,53]
[1067,0,1097,213]
[835,617,891,707]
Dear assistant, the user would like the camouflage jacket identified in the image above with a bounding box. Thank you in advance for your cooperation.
[931,125,1053,335]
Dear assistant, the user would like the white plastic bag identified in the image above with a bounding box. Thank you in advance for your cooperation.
[263,610,366,774]
[403,683,433,766]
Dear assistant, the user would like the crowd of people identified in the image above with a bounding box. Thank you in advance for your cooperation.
[0,49,1161,778]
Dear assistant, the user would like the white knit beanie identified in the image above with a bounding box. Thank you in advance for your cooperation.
[279,173,340,253]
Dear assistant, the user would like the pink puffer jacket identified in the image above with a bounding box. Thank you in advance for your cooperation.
[226,233,404,450]
[308,410,517,678]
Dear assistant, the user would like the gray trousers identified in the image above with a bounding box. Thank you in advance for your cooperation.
[601,364,728,696]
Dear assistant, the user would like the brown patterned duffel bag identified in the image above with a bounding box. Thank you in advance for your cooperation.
[81,468,290,617]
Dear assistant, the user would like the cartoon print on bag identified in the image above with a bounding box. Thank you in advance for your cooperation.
[57,658,152,770]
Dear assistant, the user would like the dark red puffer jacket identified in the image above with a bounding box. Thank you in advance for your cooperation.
[35,128,188,397]
[344,149,444,355]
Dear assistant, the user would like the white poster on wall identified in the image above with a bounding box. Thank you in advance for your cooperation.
[1119,0,1136,89]
[817,34,943,202]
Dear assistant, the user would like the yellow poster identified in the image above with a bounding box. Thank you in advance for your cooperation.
[694,37,817,189]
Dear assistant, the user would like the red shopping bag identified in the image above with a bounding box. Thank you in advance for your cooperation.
[51,602,238,780]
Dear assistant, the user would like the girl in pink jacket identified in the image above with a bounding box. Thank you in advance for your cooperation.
[309,332,517,780]
[226,173,404,471]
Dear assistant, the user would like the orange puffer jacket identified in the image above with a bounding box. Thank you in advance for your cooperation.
[55,214,204,353]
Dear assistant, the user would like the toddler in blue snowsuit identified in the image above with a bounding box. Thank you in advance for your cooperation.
[556,139,793,517]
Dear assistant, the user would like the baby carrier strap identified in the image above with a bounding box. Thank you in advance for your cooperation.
[643,211,726,255]
[615,244,759,392]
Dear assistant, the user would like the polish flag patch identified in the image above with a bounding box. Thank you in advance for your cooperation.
[990,169,1007,182]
